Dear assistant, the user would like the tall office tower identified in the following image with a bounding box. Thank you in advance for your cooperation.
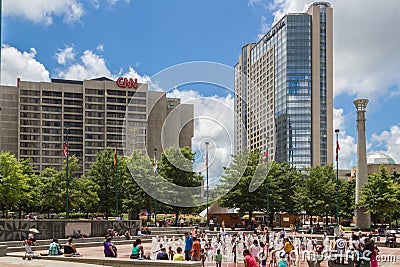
[234,2,333,168]
[0,77,193,174]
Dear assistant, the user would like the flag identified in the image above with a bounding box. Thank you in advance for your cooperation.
[63,142,69,157]
[113,148,117,167]
[205,152,208,168]
[336,140,340,161]
[264,147,269,163]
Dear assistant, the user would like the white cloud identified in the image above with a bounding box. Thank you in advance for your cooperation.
[371,125,400,164]
[107,0,130,4]
[257,16,270,39]
[120,67,151,84]
[0,45,50,86]
[57,49,155,88]
[89,0,100,9]
[96,44,104,52]
[3,0,84,25]
[333,108,345,131]
[337,133,357,169]
[167,89,235,184]
[333,108,357,169]
[248,0,268,8]
[58,50,112,80]
[55,45,76,65]
[267,0,400,100]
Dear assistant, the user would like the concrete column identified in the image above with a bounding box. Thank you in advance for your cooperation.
[353,99,371,229]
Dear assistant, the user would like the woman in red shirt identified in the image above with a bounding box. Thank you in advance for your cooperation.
[243,249,259,267]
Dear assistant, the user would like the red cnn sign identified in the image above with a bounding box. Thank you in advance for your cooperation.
[116,77,138,88]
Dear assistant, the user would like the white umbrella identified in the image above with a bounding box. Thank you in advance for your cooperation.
[29,228,40,234]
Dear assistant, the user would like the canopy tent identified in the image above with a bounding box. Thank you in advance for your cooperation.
[199,202,239,218]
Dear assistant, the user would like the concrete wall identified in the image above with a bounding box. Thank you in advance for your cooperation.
[0,220,141,242]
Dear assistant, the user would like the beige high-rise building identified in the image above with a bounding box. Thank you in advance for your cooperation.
[0,77,193,174]
[234,2,333,168]
[0,85,19,156]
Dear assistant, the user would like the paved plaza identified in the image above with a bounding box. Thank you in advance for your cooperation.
[2,234,400,267]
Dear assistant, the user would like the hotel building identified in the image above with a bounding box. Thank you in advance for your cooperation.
[0,77,193,174]
[234,2,333,168]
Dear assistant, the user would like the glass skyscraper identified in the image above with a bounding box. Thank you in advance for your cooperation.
[234,2,333,168]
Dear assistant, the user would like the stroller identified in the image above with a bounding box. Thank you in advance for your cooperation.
[22,238,41,260]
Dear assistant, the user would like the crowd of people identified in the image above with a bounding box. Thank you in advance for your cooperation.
[20,223,394,267]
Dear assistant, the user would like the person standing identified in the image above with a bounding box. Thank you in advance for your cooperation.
[370,239,379,267]
[280,229,286,239]
[192,236,201,261]
[250,239,261,264]
[184,232,194,261]
[215,248,222,267]
[335,235,346,264]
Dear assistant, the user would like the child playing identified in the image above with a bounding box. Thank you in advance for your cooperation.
[168,246,175,260]
[278,252,288,267]
[215,248,222,267]
[200,248,207,267]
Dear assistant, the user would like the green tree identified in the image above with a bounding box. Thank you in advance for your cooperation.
[18,159,42,217]
[122,150,154,219]
[86,149,122,218]
[263,161,301,225]
[156,146,201,224]
[217,150,267,222]
[38,155,82,215]
[38,167,62,214]
[70,175,100,217]
[358,166,400,223]
[338,178,355,222]
[0,152,29,217]
[294,164,336,226]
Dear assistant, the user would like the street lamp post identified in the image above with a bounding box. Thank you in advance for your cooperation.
[205,141,209,226]
[335,129,340,225]
[154,148,157,225]
[64,125,69,219]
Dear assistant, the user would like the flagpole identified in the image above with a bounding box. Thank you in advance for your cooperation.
[115,148,118,218]
[154,149,157,225]
[65,125,69,220]
[335,129,340,225]
[205,141,209,226]
[265,146,269,227]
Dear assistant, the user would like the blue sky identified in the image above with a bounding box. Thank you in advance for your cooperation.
[1,0,400,176]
